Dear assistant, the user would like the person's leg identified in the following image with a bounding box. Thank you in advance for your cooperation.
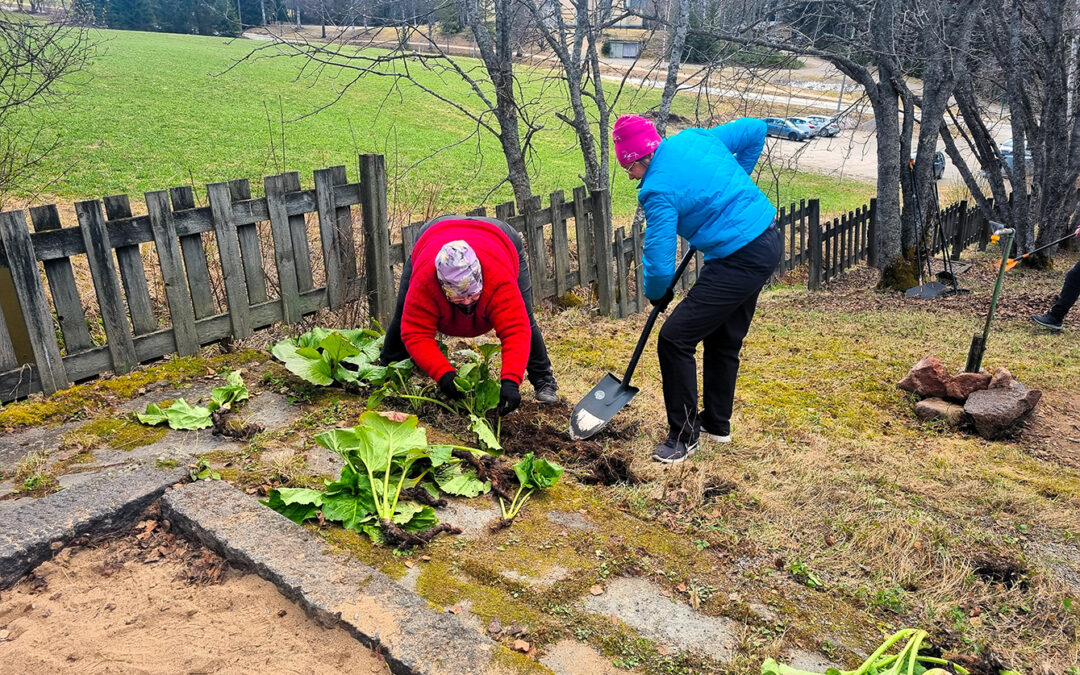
[700,289,760,440]
[490,219,557,395]
[379,256,414,365]
[1033,258,1080,330]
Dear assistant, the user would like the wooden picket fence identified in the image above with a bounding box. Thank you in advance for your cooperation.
[0,150,994,404]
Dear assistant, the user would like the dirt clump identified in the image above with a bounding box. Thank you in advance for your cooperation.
[499,401,639,485]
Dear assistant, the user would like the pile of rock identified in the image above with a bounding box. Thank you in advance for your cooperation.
[897,355,1042,440]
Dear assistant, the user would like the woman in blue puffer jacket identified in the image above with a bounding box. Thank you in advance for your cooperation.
[613,114,781,463]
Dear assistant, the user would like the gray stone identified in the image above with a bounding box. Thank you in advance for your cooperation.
[161,480,545,675]
[989,367,1013,389]
[501,565,570,589]
[944,372,991,401]
[965,381,1042,439]
[541,639,622,675]
[747,602,778,623]
[436,499,500,539]
[235,392,302,430]
[914,397,967,427]
[398,563,422,592]
[117,382,215,414]
[305,446,345,477]
[0,464,188,588]
[584,577,737,663]
[784,649,841,672]
[0,422,80,474]
[546,510,594,531]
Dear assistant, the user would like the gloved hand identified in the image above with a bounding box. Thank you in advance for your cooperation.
[497,379,521,417]
[437,371,464,401]
[650,288,674,313]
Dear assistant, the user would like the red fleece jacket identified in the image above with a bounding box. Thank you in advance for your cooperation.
[400,219,531,384]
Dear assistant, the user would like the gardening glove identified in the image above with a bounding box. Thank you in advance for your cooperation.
[497,379,521,417]
[437,371,464,401]
[650,288,674,313]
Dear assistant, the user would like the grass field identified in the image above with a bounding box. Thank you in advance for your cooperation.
[12,27,875,222]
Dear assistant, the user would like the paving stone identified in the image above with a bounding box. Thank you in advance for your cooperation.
[584,577,738,663]
[784,649,841,672]
[77,429,232,472]
[0,464,188,588]
[747,601,779,623]
[398,563,423,592]
[546,510,594,531]
[436,499,500,538]
[161,480,547,675]
[305,446,345,477]
[0,422,80,474]
[117,382,215,414]
[541,639,623,675]
[235,392,302,430]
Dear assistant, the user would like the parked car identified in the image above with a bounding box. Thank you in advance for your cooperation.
[912,150,947,180]
[999,139,1032,172]
[786,117,817,138]
[763,118,809,141]
[806,115,840,137]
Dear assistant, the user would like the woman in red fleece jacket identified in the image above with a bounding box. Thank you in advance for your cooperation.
[380,215,559,415]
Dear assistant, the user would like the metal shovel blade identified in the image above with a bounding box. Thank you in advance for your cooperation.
[568,373,639,440]
[904,280,949,299]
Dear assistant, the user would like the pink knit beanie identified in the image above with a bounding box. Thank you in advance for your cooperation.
[612,115,662,168]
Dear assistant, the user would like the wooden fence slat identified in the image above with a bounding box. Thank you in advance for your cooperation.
[524,196,545,305]
[230,178,268,305]
[614,227,629,317]
[28,205,92,353]
[359,154,393,325]
[74,200,137,374]
[282,172,315,293]
[328,166,358,284]
[0,298,16,370]
[632,218,645,313]
[146,191,200,357]
[808,208,822,290]
[264,174,303,324]
[590,190,615,316]
[0,211,69,392]
[207,182,253,338]
[313,169,346,310]
[403,222,422,262]
[169,187,216,319]
[103,195,156,336]
[573,187,593,286]
[550,190,570,298]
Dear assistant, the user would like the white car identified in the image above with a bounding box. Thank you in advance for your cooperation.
[806,115,840,137]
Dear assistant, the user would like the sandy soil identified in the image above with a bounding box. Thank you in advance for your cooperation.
[0,522,386,675]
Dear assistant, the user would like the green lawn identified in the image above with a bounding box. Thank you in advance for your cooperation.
[16,28,874,220]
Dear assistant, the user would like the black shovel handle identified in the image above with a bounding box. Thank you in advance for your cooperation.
[620,246,698,388]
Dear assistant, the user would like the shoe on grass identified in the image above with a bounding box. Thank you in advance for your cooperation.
[652,432,699,464]
[701,427,732,443]
[1031,313,1063,331]
[534,380,559,404]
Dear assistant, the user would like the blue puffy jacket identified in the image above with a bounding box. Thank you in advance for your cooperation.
[637,118,776,299]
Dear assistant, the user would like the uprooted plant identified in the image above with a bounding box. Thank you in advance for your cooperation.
[136,370,250,431]
[493,451,563,529]
[262,411,491,547]
[761,627,994,675]
[270,327,394,387]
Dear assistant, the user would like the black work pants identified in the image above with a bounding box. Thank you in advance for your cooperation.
[657,224,782,441]
[1049,258,1080,322]
[380,215,555,387]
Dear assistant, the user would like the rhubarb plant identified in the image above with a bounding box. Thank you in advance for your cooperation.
[760,628,973,675]
[262,412,488,547]
[270,327,406,387]
[136,370,249,430]
[499,452,563,522]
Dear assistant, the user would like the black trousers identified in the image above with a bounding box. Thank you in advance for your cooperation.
[380,215,555,387]
[1049,258,1080,322]
[657,224,782,441]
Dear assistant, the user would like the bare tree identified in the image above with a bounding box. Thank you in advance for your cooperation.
[0,11,93,207]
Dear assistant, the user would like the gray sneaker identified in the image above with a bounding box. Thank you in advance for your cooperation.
[535,381,559,404]
[1031,313,1063,331]
[652,433,699,464]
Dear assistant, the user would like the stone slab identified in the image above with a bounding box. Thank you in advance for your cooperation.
[546,511,594,531]
[436,499,500,539]
[540,639,624,675]
[784,649,841,672]
[0,464,188,588]
[161,480,549,675]
[584,577,737,663]
[235,391,302,430]
[0,421,80,474]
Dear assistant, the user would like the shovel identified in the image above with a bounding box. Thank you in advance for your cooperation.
[569,246,697,440]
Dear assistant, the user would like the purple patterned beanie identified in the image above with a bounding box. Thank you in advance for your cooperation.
[435,240,483,300]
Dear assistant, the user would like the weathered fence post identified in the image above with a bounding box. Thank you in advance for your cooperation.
[313,168,347,310]
[207,182,253,338]
[589,189,616,316]
[145,190,201,357]
[29,205,92,353]
[808,202,823,291]
[523,195,545,306]
[951,199,968,260]
[264,174,303,324]
[360,153,393,326]
[103,195,156,336]
[866,198,878,269]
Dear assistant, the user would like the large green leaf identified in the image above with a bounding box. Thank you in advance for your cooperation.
[314,428,362,461]
[261,487,324,524]
[356,411,428,474]
[164,398,213,430]
[209,370,249,412]
[332,363,360,384]
[427,445,453,467]
[477,343,501,362]
[320,331,361,364]
[321,492,376,532]
[474,379,501,416]
[271,341,334,386]
[469,414,501,452]
[354,363,387,384]
[362,524,387,545]
[400,505,438,532]
[392,500,424,525]
[434,463,490,497]
[512,452,563,490]
[136,403,169,426]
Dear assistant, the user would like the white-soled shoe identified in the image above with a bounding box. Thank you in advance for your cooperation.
[702,428,731,443]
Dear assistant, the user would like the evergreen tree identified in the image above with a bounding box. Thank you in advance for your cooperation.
[107,0,155,31]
